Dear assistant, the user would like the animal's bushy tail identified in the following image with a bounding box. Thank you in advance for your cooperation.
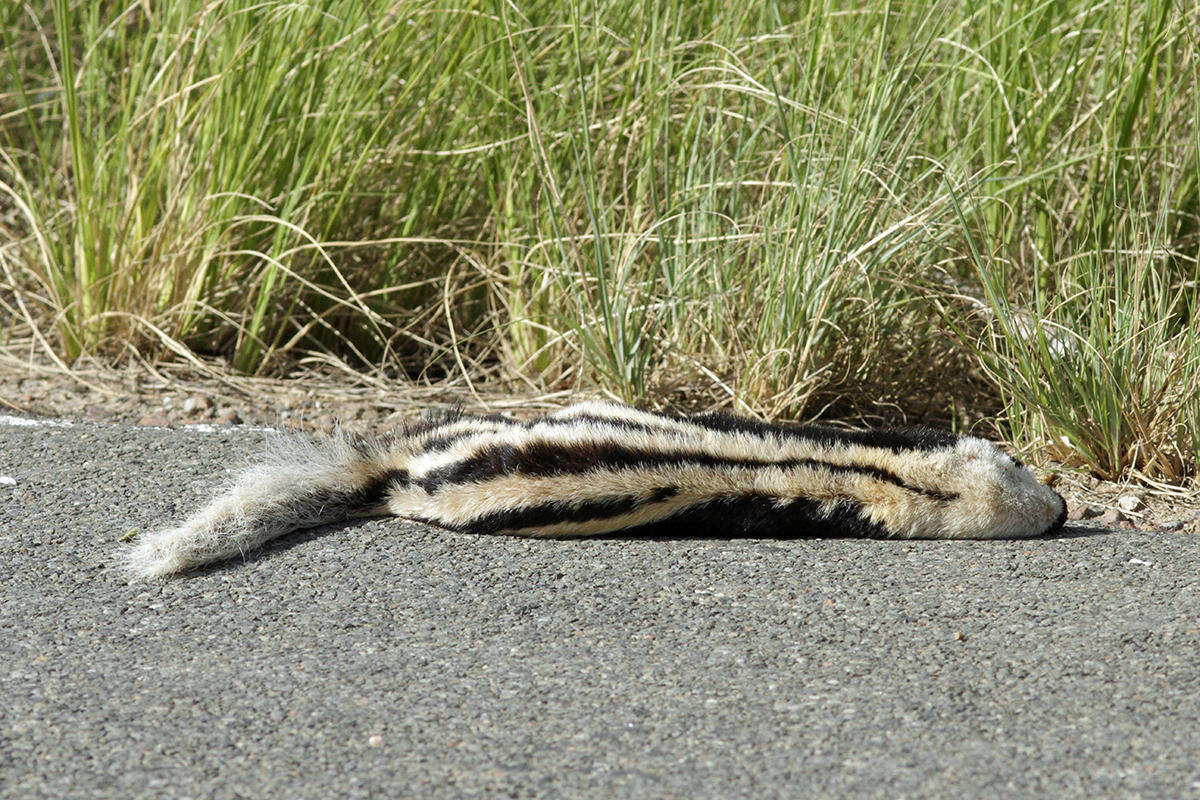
[125,434,394,580]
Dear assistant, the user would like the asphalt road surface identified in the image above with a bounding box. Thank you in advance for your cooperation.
[2,417,1198,799]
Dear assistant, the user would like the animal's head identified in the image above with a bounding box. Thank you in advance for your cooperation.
[923,436,1067,539]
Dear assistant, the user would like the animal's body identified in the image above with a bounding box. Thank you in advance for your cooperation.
[126,400,1067,579]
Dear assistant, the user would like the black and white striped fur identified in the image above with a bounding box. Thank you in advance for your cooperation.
[126,400,1068,579]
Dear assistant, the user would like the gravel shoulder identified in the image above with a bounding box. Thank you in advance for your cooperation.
[2,416,1199,799]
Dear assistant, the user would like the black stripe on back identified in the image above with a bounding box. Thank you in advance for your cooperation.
[402,408,514,444]
[607,495,889,539]
[416,440,957,502]
[539,414,692,437]
[412,413,688,457]
[682,410,960,454]
[408,405,960,459]
[301,472,395,515]
[424,493,886,540]
[414,425,515,457]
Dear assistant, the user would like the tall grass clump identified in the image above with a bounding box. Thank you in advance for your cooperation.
[1,0,493,371]
[963,204,1200,483]
[936,0,1200,480]
[492,2,990,414]
[1,0,1198,482]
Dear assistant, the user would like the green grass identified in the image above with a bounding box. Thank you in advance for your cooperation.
[1,0,1197,483]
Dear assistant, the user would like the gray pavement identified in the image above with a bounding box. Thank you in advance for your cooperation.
[1,417,1198,799]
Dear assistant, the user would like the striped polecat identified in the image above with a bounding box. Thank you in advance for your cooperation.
[125,400,1067,579]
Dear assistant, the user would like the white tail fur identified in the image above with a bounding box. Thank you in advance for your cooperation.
[124,435,389,579]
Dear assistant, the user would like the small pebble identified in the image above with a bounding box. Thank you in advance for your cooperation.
[182,395,211,415]
[1158,520,1185,532]
[1116,495,1143,513]
[1096,508,1129,527]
